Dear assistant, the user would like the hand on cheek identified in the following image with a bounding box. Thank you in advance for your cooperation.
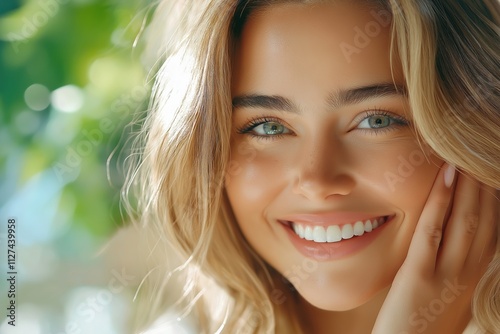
[373,163,498,334]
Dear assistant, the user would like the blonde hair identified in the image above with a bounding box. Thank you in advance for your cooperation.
[124,0,500,333]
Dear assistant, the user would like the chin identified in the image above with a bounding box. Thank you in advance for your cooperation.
[297,286,374,311]
[290,272,393,312]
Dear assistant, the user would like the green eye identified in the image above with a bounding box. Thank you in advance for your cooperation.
[359,115,392,129]
[356,111,410,132]
[259,122,287,135]
[250,121,290,136]
[237,117,292,139]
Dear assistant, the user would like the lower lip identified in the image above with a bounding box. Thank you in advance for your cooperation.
[281,216,394,261]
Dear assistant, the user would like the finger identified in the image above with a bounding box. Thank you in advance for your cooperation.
[404,163,455,277]
[464,185,498,270]
[437,173,480,274]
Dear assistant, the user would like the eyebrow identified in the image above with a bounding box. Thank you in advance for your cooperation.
[232,83,407,113]
[232,94,295,111]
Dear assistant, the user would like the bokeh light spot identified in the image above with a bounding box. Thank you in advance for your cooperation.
[15,110,42,136]
[24,83,50,111]
[51,85,85,113]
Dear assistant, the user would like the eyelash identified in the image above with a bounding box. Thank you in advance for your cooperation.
[236,109,411,139]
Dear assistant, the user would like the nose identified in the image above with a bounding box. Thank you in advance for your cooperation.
[292,138,355,201]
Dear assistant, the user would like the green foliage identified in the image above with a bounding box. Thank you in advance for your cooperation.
[0,0,150,237]
[0,1,152,331]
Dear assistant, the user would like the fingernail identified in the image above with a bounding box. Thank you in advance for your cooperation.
[444,164,456,188]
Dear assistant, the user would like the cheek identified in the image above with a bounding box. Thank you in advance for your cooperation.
[225,143,285,224]
[363,147,443,278]
[226,152,280,203]
[351,142,441,214]
[346,143,442,259]
[382,147,442,219]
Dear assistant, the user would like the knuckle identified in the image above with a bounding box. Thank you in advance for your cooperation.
[463,212,479,235]
[424,225,443,247]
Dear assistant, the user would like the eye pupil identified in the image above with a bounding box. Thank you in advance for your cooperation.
[369,115,390,128]
[263,122,284,135]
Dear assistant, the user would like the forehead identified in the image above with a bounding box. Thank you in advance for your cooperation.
[232,2,401,99]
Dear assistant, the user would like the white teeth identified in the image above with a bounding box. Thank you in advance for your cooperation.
[326,225,342,242]
[297,224,304,238]
[364,220,373,232]
[353,221,365,236]
[304,226,313,240]
[290,216,387,243]
[313,226,327,242]
[341,224,354,239]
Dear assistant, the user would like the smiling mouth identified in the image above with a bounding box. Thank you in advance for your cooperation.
[283,216,390,243]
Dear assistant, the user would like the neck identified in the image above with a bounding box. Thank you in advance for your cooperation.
[299,286,390,334]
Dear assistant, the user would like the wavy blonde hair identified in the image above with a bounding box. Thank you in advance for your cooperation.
[125,0,500,333]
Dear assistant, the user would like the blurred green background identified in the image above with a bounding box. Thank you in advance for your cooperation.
[0,0,153,333]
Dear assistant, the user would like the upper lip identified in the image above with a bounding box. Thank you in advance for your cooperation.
[279,212,391,226]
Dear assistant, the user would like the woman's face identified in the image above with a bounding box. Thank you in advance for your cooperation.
[226,2,442,311]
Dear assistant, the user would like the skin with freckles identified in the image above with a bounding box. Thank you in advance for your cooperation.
[225,2,445,332]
